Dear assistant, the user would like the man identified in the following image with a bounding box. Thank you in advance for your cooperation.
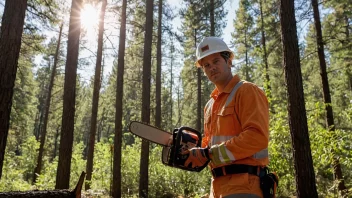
[184,37,269,198]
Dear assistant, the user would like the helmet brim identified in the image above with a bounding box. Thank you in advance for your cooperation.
[195,50,234,67]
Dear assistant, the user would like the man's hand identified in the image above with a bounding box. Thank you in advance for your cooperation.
[184,147,211,168]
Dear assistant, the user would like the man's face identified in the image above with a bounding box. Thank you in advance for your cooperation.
[200,53,232,86]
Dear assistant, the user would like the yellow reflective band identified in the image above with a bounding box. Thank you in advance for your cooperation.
[210,146,222,165]
[219,144,231,163]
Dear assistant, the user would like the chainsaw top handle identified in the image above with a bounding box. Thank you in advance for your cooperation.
[174,126,202,148]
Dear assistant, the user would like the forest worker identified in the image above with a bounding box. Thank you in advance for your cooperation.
[183,37,271,198]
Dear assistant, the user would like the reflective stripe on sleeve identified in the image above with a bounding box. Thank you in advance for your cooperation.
[210,142,236,164]
[252,148,268,159]
[210,137,268,163]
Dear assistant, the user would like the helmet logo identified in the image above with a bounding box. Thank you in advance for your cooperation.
[201,45,209,52]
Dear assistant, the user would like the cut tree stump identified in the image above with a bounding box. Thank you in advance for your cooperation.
[0,172,86,198]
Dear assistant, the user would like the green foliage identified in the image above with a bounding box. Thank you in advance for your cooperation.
[34,158,58,189]
[90,142,113,192]
[90,139,211,197]
[10,38,42,143]
[3,111,352,196]
[267,106,295,196]
[0,136,39,191]
[1,134,210,196]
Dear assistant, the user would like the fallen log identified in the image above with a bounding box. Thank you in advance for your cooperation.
[0,172,86,198]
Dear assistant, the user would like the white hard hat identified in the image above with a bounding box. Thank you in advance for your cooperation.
[195,37,234,67]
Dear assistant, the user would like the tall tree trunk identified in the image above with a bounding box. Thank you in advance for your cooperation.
[346,15,352,93]
[97,107,106,143]
[279,0,318,196]
[311,0,347,195]
[35,89,47,141]
[259,0,271,97]
[210,0,215,36]
[245,29,249,81]
[170,41,175,128]
[112,0,127,196]
[35,103,45,141]
[33,111,40,140]
[139,0,154,197]
[33,24,63,184]
[155,0,162,128]
[0,0,27,179]
[55,0,82,189]
[177,78,182,126]
[85,0,107,190]
[51,126,60,162]
[195,29,201,132]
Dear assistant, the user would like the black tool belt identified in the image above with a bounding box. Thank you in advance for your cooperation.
[211,164,260,178]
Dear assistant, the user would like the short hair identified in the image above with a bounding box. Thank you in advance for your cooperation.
[220,51,231,62]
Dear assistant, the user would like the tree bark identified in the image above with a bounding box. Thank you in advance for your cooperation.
[139,0,154,197]
[170,41,175,128]
[112,0,127,196]
[279,0,318,197]
[259,0,271,96]
[0,0,27,179]
[311,0,347,195]
[33,24,63,184]
[55,0,82,189]
[195,29,201,132]
[245,28,249,81]
[51,126,60,162]
[85,0,107,190]
[210,0,215,36]
[345,15,352,92]
[155,0,162,128]
[97,107,106,143]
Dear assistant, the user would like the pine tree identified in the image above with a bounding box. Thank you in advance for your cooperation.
[322,1,352,128]
[85,0,107,190]
[112,0,127,196]
[0,0,28,179]
[55,0,82,189]
[155,0,163,129]
[232,0,255,82]
[33,24,63,184]
[179,0,205,129]
[258,0,271,98]
[179,0,227,131]
[279,0,318,196]
[311,0,347,194]
[256,0,285,111]
[139,0,154,197]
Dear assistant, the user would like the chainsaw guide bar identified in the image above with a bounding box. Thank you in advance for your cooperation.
[129,121,172,146]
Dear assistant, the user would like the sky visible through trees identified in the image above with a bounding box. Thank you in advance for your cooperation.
[0,0,309,86]
[26,0,241,85]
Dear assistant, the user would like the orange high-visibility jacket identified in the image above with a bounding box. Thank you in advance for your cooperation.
[202,75,269,169]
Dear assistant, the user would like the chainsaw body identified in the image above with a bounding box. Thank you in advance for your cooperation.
[161,127,208,172]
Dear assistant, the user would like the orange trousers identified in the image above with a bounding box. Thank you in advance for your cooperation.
[209,173,263,198]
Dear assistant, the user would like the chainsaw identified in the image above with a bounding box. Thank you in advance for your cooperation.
[129,121,208,172]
